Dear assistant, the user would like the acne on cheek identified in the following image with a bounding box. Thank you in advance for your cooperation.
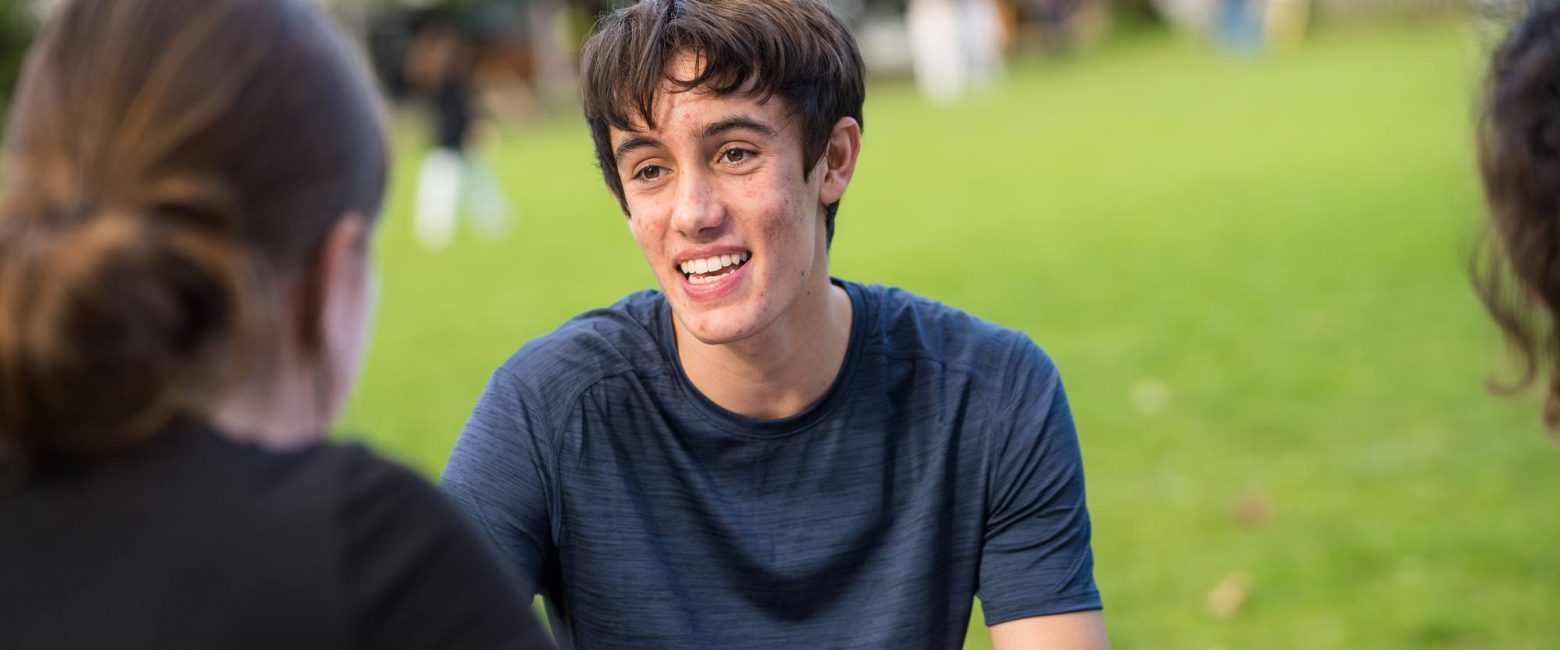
[737,172,763,201]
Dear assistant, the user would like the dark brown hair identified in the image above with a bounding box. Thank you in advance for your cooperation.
[0,0,386,466]
[1475,0,1560,434]
[579,0,865,245]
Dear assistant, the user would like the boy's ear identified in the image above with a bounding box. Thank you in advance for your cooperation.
[819,117,861,207]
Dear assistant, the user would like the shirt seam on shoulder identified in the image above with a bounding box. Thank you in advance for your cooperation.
[865,324,1032,377]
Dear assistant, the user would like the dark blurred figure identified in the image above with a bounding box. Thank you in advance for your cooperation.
[407,12,511,251]
[1032,0,1084,53]
[0,1,552,648]
[1475,0,1560,436]
[419,19,476,158]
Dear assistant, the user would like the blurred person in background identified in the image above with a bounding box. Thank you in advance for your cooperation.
[0,0,550,647]
[407,11,512,251]
[908,0,1005,104]
[1475,0,1560,436]
[1033,0,1084,53]
[441,0,1106,648]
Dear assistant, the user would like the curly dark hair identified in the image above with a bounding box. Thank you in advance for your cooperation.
[1475,0,1560,433]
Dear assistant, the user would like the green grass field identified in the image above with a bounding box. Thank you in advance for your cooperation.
[341,21,1560,648]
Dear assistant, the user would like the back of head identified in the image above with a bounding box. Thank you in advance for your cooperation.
[578,0,865,245]
[0,0,386,467]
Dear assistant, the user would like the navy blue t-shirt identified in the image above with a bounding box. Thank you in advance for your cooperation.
[441,280,1100,649]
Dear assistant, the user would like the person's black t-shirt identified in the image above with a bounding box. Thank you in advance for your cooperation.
[0,426,553,650]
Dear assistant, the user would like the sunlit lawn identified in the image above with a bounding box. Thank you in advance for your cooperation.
[342,20,1560,648]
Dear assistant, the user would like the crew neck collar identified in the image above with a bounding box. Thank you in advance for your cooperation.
[656,278,869,438]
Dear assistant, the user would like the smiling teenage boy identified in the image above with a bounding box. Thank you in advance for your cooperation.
[440,0,1107,648]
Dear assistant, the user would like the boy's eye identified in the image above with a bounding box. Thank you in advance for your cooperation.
[635,165,665,181]
[719,148,753,164]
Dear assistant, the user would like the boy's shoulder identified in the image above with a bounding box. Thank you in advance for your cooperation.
[490,289,671,409]
[856,282,1048,377]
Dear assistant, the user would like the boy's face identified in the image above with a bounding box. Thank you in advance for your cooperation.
[610,53,834,346]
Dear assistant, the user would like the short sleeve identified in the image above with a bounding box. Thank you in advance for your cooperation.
[439,366,556,599]
[338,448,554,649]
[977,338,1102,625]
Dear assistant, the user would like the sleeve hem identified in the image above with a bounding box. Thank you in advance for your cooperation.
[981,590,1104,627]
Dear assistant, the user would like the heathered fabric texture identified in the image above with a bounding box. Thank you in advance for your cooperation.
[442,280,1100,649]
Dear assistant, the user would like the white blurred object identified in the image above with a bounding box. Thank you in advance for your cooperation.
[413,148,512,251]
[467,158,511,238]
[1153,0,1219,33]
[908,0,964,105]
[907,0,1004,106]
[964,0,1004,91]
[415,148,462,250]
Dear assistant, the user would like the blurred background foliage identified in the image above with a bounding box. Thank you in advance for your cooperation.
[0,0,35,125]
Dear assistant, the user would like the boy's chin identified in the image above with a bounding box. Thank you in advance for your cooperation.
[672,306,763,347]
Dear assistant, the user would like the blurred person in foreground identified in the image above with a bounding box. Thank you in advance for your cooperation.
[1475,0,1560,436]
[441,0,1107,647]
[0,0,551,648]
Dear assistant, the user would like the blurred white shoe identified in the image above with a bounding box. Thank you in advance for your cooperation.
[415,148,463,250]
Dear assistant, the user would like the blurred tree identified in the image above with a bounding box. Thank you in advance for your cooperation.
[0,0,35,124]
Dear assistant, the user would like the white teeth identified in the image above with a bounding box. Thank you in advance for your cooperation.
[679,252,750,278]
[689,270,733,285]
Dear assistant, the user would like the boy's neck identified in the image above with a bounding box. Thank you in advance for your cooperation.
[673,279,853,421]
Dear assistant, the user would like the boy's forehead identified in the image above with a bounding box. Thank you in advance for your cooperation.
[608,86,795,146]
[609,50,790,138]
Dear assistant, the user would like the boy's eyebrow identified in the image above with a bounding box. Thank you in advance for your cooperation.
[613,117,777,163]
[702,116,778,140]
[614,135,664,163]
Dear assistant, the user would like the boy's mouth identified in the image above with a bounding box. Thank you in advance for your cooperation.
[679,251,751,285]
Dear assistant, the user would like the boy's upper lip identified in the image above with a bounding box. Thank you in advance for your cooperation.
[673,245,751,265]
